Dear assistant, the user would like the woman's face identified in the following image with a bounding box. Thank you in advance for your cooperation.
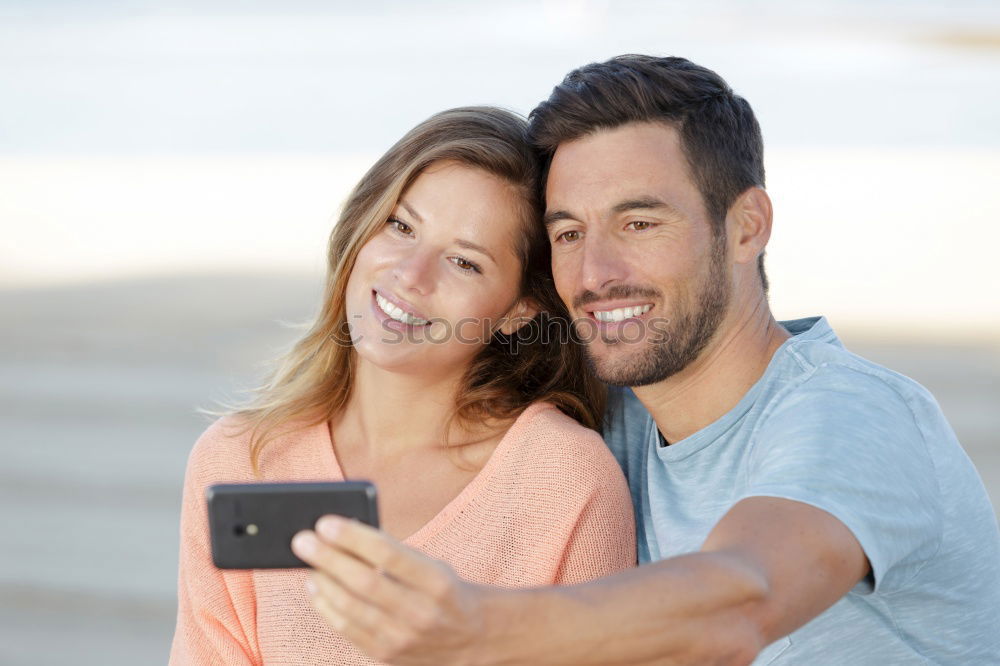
[344,161,533,377]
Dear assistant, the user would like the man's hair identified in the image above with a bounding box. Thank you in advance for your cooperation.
[528,54,768,291]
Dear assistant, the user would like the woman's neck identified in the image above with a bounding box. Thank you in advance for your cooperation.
[333,359,466,460]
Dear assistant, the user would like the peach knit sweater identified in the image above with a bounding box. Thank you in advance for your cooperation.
[169,402,636,665]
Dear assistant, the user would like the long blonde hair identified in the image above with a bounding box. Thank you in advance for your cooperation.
[223,107,604,476]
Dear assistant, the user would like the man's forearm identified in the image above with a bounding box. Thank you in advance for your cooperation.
[477,552,771,666]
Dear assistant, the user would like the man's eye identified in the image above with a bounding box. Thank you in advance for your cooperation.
[555,229,581,243]
[627,220,653,231]
[450,256,481,273]
[387,218,413,235]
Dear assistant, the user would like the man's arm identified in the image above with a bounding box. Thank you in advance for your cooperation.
[290,495,868,665]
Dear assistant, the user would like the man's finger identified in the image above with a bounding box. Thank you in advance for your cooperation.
[309,572,424,663]
[308,578,380,653]
[292,529,432,617]
[313,516,452,597]
[311,569,386,636]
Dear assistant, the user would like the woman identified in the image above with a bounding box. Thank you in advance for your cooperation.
[169,107,635,665]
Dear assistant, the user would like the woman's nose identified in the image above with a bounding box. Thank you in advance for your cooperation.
[391,248,435,294]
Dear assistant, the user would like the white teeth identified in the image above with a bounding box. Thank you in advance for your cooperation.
[593,304,652,322]
[375,293,429,326]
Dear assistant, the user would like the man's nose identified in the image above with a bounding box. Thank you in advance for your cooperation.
[580,233,628,293]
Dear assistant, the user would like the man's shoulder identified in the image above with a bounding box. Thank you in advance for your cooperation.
[605,385,647,418]
[770,331,942,430]
[602,385,653,457]
[745,331,958,523]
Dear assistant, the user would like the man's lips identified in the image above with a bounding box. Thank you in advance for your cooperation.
[583,301,655,324]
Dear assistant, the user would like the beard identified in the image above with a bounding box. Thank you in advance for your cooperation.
[578,235,731,387]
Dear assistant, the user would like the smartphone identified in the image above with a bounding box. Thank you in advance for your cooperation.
[206,481,379,569]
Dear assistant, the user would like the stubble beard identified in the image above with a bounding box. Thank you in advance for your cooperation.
[583,236,731,388]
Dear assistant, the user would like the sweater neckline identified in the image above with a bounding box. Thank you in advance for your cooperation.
[314,401,552,547]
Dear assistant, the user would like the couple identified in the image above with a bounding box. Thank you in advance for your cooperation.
[170,55,1000,665]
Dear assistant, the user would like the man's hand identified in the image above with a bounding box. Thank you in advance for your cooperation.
[289,497,870,665]
[290,516,494,665]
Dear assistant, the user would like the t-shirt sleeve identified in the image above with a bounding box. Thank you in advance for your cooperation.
[554,439,638,585]
[169,420,262,665]
[737,367,943,594]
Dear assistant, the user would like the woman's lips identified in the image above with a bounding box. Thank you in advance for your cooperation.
[371,290,431,329]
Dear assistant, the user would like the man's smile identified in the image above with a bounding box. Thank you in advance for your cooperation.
[587,302,654,323]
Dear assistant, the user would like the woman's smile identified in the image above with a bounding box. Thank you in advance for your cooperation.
[372,289,431,327]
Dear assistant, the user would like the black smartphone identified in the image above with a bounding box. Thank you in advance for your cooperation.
[206,481,379,569]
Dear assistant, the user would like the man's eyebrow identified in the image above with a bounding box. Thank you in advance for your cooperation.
[454,238,497,264]
[544,197,681,227]
[611,196,678,215]
[543,210,574,227]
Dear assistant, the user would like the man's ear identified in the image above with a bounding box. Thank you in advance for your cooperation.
[727,186,773,266]
[498,298,539,335]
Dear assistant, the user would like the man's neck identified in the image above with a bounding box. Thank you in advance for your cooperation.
[633,296,790,445]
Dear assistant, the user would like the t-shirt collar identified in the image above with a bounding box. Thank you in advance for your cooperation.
[649,315,837,462]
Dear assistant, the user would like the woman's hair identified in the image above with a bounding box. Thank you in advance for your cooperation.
[222,106,605,476]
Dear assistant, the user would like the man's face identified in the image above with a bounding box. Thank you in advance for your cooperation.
[544,121,731,387]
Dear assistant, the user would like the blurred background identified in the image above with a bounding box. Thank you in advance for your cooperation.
[1,0,998,663]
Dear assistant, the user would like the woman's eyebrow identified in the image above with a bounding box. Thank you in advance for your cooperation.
[399,200,423,222]
[397,199,496,264]
[454,238,497,265]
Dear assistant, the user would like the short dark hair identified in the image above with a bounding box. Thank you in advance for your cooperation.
[529,54,768,292]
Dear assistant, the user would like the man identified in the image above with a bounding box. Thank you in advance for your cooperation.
[291,55,1000,664]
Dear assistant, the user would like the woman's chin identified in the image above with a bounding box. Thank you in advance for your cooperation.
[354,342,472,380]
[353,344,452,378]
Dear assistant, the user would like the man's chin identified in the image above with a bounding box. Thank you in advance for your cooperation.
[584,343,668,388]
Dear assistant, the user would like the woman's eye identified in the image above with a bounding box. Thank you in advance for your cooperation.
[387,218,413,236]
[555,229,581,243]
[450,256,481,273]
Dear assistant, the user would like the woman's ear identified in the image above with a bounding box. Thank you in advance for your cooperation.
[498,298,539,335]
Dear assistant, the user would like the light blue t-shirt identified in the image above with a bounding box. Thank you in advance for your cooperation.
[604,316,1000,664]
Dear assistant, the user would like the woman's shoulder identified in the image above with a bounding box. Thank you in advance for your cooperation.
[185,414,258,483]
[185,412,326,482]
[506,402,625,484]
[511,402,605,448]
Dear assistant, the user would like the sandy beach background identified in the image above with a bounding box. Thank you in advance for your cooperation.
[1,1,999,664]
[1,273,998,665]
